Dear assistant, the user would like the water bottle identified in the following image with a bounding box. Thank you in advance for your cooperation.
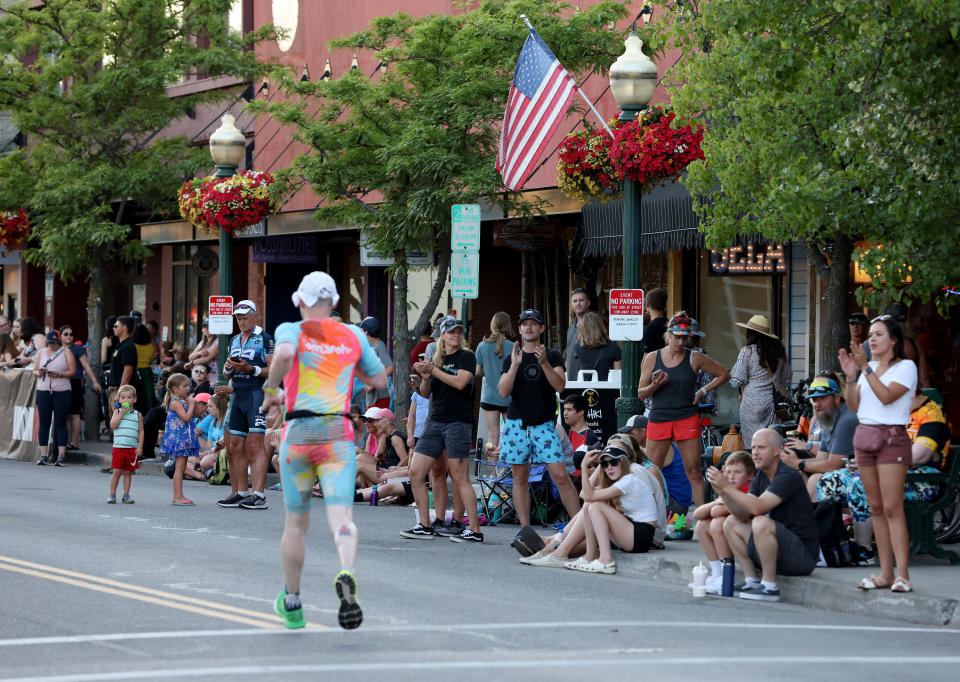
[370,484,378,506]
[721,558,735,597]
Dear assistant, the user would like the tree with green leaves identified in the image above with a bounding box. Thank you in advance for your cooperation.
[0,0,270,437]
[250,0,645,418]
[661,0,960,370]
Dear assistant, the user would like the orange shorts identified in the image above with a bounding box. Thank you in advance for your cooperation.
[111,447,140,471]
[647,414,700,442]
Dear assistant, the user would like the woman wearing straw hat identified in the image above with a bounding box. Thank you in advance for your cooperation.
[730,314,790,448]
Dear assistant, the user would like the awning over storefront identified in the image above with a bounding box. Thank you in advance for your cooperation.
[580,176,705,257]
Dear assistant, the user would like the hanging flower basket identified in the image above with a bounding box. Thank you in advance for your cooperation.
[556,124,622,204]
[0,208,30,253]
[178,170,278,237]
[608,106,705,191]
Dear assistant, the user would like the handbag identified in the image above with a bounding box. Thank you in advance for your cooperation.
[853,424,887,453]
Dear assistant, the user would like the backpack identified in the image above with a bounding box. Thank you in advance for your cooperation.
[207,449,230,485]
[814,499,854,567]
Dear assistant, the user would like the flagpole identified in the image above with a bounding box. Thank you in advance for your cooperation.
[518,14,615,139]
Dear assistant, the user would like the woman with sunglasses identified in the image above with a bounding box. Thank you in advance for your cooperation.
[839,315,917,593]
[59,325,102,450]
[577,445,659,573]
[34,330,76,465]
[185,319,219,385]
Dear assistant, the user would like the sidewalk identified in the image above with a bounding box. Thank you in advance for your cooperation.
[67,441,960,628]
[613,533,960,628]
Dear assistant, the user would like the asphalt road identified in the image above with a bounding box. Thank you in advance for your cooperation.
[2,458,960,681]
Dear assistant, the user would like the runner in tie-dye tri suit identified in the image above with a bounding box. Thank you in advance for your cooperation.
[260,272,387,631]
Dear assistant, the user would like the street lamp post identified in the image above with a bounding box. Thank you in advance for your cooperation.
[609,32,658,428]
[208,113,245,383]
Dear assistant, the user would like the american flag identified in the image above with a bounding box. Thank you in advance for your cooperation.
[496,30,576,191]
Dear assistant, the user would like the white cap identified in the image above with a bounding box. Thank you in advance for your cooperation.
[291,271,339,309]
[234,300,257,315]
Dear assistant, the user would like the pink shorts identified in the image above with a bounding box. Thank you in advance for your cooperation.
[647,414,700,442]
[854,424,911,467]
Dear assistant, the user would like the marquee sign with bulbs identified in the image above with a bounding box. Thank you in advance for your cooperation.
[709,243,788,276]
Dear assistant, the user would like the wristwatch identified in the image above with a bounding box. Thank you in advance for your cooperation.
[798,460,806,473]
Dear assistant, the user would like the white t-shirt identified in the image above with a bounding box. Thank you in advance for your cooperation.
[613,473,659,524]
[856,359,917,426]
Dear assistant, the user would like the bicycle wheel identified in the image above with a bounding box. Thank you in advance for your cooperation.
[934,488,960,544]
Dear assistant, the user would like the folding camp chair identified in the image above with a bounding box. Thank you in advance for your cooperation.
[476,460,552,526]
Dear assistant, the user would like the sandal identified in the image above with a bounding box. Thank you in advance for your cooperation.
[890,577,913,593]
[171,499,195,506]
[857,574,891,590]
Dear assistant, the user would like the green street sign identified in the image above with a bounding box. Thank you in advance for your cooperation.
[450,251,479,299]
[451,204,481,252]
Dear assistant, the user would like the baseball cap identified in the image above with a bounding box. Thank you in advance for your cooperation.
[806,377,840,399]
[618,414,648,433]
[600,445,629,460]
[46,330,60,344]
[848,312,868,324]
[688,318,706,338]
[291,271,340,309]
[438,317,465,334]
[359,317,380,335]
[430,317,447,339]
[362,407,381,420]
[882,302,908,322]
[234,299,257,315]
[518,309,544,325]
[193,392,211,403]
[376,408,396,422]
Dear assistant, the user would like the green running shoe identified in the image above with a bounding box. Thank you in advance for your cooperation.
[274,590,305,629]
[334,570,363,630]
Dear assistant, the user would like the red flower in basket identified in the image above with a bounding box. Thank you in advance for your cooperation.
[0,208,30,253]
[609,107,705,191]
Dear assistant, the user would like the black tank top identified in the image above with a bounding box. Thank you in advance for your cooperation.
[380,429,406,469]
[649,349,698,423]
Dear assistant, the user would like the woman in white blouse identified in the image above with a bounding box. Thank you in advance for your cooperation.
[839,314,917,593]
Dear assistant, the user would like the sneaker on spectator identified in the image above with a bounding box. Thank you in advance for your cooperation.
[704,575,722,595]
[121,494,134,504]
[216,492,246,508]
[106,495,116,504]
[518,551,543,565]
[435,520,465,536]
[399,523,436,539]
[449,528,483,543]
[240,493,268,510]
[738,584,780,601]
[733,579,759,594]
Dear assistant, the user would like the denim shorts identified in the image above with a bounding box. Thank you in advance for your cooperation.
[499,418,564,465]
[415,419,472,460]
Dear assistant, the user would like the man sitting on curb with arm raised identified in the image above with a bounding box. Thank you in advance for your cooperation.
[706,428,819,602]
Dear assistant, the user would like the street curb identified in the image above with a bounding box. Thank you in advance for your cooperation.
[615,549,959,628]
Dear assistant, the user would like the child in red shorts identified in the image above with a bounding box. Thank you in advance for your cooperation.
[108,384,143,504]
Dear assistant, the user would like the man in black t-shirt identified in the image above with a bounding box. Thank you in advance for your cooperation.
[108,316,137,406]
[706,428,818,602]
[641,288,668,355]
[498,309,580,527]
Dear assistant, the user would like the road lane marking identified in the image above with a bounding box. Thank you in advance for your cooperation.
[0,618,957,648]
[6,656,960,681]
[0,557,284,630]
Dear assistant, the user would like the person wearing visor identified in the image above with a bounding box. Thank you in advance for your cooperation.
[638,312,729,507]
[498,309,580,527]
[218,299,274,510]
[577,445,660,573]
[780,375,858,489]
[848,312,869,348]
[261,271,387,629]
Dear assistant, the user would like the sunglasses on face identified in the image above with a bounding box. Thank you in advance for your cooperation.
[871,314,892,323]
[600,458,620,468]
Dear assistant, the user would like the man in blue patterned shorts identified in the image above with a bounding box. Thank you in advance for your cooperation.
[498,309,580,528]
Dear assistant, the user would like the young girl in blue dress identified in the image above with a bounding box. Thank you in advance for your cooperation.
[160,373,199,505]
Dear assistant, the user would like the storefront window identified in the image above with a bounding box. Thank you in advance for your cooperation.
[171,245,209,348]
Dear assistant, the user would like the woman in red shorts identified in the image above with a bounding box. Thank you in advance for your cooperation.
[637,313,730,506]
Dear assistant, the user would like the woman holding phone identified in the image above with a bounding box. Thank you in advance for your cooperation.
[34,330,77,466]
[839,314,917,593]
[637,312,729,506]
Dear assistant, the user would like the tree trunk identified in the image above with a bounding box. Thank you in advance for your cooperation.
[809,235,852,373]
[84,253,105,443]
[394,249,451,427]
[521,252,529,311]
[392,253,412,430]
